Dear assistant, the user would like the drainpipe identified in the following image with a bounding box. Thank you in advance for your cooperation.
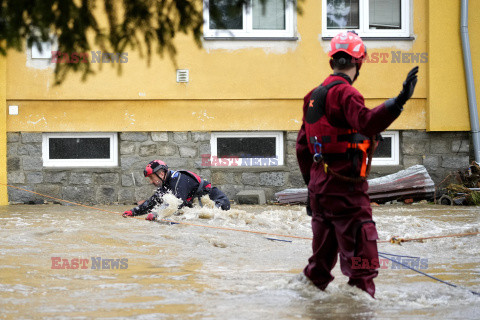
[461,0,480,164]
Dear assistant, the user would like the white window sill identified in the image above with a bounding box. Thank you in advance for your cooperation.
[321,36,415,41]
[204,36,299,41]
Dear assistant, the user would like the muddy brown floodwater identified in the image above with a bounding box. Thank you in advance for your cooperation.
[1,202,479,319]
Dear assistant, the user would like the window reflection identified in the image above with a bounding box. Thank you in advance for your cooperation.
[327,0,360,29]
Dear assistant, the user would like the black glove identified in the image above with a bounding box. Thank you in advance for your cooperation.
[394,66,419,108]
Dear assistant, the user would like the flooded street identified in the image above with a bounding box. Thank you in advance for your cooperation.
[1,202,479,319]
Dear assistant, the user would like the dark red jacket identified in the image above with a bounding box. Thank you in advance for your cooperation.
[296,73,402,197]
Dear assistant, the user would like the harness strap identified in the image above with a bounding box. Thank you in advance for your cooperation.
[306,79,379,182]
[195,180,208,207]
[179,170,211,207]
[306,81,345,125]
[319,135,378,183]
[337,132,370,143]
[322,152,354,161]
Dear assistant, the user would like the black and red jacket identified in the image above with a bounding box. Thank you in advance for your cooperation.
[130,170,212,216]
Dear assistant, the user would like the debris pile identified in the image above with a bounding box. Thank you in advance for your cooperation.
[368,165,435,203]
[274,165,435,205]
[440,162,480,205]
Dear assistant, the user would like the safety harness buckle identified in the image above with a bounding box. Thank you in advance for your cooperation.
[312,136,323,163]
[313,153,323,163]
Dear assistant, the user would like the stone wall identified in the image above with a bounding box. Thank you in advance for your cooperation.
[364,131,471,186]
[6,130,473,205]
[399,131,471,185]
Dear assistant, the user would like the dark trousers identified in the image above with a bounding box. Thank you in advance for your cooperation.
[209,187,230,210]
[304,193,379,298]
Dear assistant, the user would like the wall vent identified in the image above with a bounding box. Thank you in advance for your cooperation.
[176,69,189,83]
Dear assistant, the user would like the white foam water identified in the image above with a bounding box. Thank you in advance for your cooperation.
[0,203,478,319]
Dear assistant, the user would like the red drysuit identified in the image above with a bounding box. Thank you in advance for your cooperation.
[296,73,403,298]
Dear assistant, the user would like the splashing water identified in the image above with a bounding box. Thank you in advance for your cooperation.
[0,203,479,319]
[151,192,183,218]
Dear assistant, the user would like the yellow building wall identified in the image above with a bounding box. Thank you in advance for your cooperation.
[6,0,429,133]
[0,55,7,205]
[427,0,480,131]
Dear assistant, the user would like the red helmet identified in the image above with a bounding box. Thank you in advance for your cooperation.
[328,31,366,60]
[144,160,168,177]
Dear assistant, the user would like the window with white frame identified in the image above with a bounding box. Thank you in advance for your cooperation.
[371,131,399,166]
[322,0,410,38]
[42,133,118,167]
[31,41,53,59]
[204,0,295,38]
[209,132,284,167]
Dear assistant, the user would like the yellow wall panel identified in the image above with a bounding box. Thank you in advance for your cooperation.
[7,97,426,133]
[7,0,476,134]
[427,0,480,131]
[6,2,427,102]
[6,99,303,132]
[0,56,7,205]
[366,99,426,130]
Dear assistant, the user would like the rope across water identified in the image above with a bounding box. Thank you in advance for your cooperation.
[5,184,479,243]
[5,184,480,296]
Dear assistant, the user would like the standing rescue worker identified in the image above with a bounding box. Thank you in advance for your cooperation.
[123,160,230,220]
[296,31,418,298]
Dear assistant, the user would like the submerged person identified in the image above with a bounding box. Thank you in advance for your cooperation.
[123,160,230,220]
[296,31,418,298]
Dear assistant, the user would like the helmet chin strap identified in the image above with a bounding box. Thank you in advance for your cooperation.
[329,58,362,83]
[353,66,360,82]
[154,171,166,186]
[352,62,362,82]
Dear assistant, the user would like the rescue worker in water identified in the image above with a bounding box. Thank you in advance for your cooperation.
[123,160,230,220]
[296,31,418,298]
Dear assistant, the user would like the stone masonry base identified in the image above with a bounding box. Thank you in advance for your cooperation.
[6,131,472,205]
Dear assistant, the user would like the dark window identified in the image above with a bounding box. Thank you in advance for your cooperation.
[374,136,392,158]
[217,137,276,158]
[209,0,243,30]
[49,138,110,159]
[327,0,360,29]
